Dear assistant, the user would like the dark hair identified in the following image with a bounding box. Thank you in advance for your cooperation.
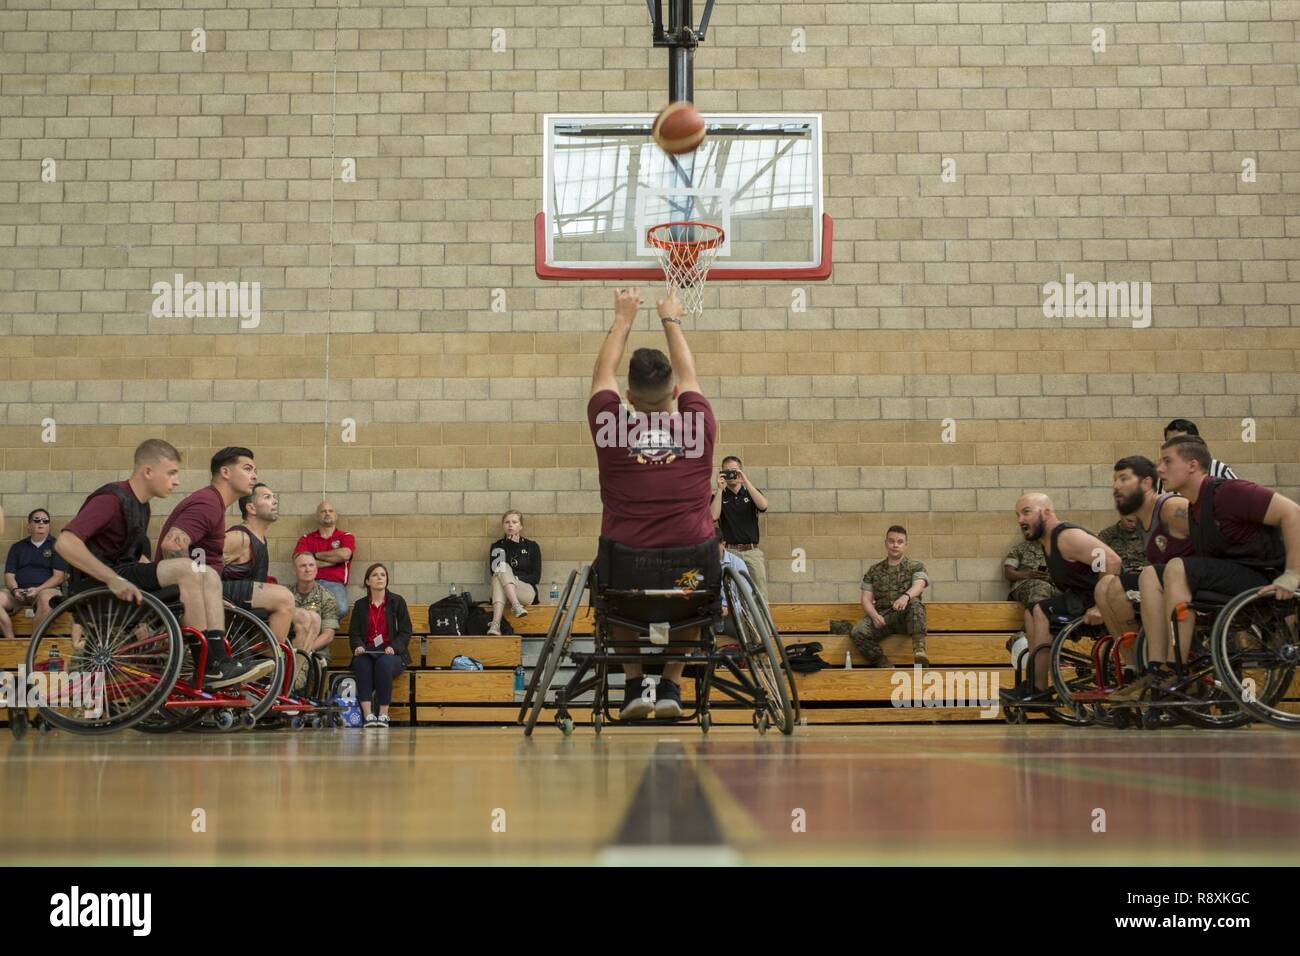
[1161,436,1212,471]
[886,525,908,538]
[1164,418,1200,438]
[211,446,254,477]
[27,508,50,522]
[627,347,673,404]
[238,483,269,520]
[363,563,389,593]
[722,455,742,469]
[134,438,181,468]
[1114,455,1157,488]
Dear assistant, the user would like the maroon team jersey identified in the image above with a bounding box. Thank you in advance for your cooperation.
[155,485,229,574]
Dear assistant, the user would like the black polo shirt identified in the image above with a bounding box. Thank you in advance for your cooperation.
[5,536,68,589]
[715,486,764,546]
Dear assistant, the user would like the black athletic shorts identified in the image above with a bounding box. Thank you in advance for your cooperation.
[222,579,256,610]
[1032,589,1093,626]
[70,560,162,595]
[1152,556,1273,602]
[1120,570,1143,591]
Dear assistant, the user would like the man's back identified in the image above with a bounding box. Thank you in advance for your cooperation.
[588,389,716,548]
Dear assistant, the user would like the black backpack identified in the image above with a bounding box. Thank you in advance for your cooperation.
[466,602,512,635]
[785,642,828,674]
[429,592,472,636]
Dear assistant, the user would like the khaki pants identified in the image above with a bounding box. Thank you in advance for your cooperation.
[491,564,537,607]
[728,546,769,603]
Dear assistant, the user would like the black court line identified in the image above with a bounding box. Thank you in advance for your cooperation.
[611,739,725,846]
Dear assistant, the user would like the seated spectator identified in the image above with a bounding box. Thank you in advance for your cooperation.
[294,500,354,612]
[851,526,930,667]
[1,509,69,638]
[1003,539,1056,606]
[486,510,542,636]
[347,563,412,730]
[290,552,340,654]
[1098,514,1146,575]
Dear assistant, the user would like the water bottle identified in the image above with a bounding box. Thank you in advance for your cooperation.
[844,649,852,670]
[513,665,525,702]
[449,582,458,597]
[549,581,559,604]
[48,644,60,672]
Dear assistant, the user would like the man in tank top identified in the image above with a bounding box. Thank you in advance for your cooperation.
[1002,493,1121,702]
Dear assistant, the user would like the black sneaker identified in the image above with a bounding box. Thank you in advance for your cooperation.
[654,679,683,719]
[620,677,653,720]
[204,657,274,690]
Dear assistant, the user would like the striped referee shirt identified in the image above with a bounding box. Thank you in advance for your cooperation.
[1156,458,1236,494]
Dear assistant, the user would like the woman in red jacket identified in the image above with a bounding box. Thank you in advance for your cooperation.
[347,563,413,729]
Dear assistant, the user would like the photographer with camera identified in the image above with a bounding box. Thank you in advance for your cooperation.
[709,455,770,602]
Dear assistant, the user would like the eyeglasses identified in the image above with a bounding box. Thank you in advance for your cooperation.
[30,517,50,524]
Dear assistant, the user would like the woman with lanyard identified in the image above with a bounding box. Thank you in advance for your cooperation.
[348,562,413,729]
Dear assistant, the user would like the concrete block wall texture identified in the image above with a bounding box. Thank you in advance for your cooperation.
[1,0,1298,605]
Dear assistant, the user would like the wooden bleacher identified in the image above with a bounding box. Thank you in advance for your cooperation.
[313,601,1026,726]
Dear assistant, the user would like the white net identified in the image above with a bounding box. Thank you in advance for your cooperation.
[647,222,725,319]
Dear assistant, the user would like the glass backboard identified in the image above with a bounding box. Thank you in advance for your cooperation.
[536,113,832,280]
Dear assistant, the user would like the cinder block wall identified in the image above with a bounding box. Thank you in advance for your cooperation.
[1,0,1297,604]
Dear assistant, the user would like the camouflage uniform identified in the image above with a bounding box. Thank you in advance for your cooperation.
[291,582,341,691]
[1098,521,1147,575]
[1003,540,1058,606]
[851,557,930,666]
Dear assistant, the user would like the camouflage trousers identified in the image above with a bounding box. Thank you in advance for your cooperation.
[850,604,927,666]
[1010,579,1058,608]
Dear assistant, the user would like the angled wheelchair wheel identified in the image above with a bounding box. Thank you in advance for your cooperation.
[25,588,184,735]
[727,568,795,735]
[519,568,578,725]
[1048,618,1105,727]
[227,605,284,721]
[523,566,589,737]
[1211,588,1298,728]
[1150,606,1248,729]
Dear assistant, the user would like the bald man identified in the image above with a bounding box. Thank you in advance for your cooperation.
[293,500,355,612]
[1002,494,1121,701]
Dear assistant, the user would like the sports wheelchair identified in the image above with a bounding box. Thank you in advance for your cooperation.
[9,584,341,738]
[519,537,799,737]
[1046,587,1294,730]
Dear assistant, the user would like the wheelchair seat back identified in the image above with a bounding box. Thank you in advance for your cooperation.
[593,535,722,621]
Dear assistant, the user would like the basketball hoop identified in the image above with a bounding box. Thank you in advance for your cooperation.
[646,221,725,318]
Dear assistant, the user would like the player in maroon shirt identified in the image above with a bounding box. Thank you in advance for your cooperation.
[1122,436,1300,698]
[54,439,270,689]
[587,288,718,720]
[157,447,295,643]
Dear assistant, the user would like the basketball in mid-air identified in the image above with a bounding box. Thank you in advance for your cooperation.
[652,101,707,155]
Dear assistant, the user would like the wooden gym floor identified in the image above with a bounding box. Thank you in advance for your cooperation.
[2,724,1298,866]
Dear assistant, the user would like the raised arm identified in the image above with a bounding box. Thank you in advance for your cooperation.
[592,288,641,398]
[655,292,700,395]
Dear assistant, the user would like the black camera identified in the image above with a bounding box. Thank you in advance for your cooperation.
[721,469,738,480]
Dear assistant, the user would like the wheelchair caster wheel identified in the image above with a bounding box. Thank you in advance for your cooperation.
[39,718,54,736]
[557,717,574,737]
[1111,708,1134,730]
[700,713,711,734]
[592,715,603,736]
[311,716,324,729]
[214,710,237,732]
[289,716,305,730]
[1004,705,1027,725]
[241,713,257,730]
[9,710,28,741]
[754,712,769,735]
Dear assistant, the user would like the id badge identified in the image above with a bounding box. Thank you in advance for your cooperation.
[372,634,383,648]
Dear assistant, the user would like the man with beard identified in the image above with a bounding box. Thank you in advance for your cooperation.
[1001,493,1120,702]
[1111,437,1300,699]
[1092,456,1193,660]
[220,480,297,642]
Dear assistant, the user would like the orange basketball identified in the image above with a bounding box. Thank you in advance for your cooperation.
[652,101,707,155]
